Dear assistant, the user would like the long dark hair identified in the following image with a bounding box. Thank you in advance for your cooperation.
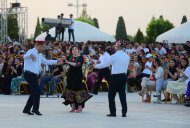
[181,58,189,70]
[154,57,161,67]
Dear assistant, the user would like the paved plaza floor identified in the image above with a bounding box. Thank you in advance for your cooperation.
[0,92,190,128]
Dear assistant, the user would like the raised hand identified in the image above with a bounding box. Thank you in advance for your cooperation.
[57,58,64,65]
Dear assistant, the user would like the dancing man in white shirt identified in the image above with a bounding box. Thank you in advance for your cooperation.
[23,41,63,116]
[91,46,111,95]
[94,40,130,117]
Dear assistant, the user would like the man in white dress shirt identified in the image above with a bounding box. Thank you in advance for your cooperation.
[23,41,62,115]
[92,46,111,95]
[94,40,130,117]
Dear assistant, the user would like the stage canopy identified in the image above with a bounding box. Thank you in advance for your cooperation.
[36,21,116,42]
[156,21,190,44]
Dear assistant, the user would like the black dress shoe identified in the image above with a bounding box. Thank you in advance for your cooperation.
[32,110,42,115]
[106,114,116,117]
[161,98,171,102]
[122,113,126,117]
[23,110,34,115]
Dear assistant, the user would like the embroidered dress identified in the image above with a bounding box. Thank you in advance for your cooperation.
[62,56,92,108]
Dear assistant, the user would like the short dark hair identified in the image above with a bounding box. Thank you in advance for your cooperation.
[99,46,106,51]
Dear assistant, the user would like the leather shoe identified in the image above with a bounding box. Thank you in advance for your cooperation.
[32,110,42,115]
[23,110,34,115]
[122,113,126,117]
[106,114,116,117]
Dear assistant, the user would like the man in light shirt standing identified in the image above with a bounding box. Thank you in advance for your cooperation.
[91,46,111,95]
[94,40,130,117]
[23,41,63,116]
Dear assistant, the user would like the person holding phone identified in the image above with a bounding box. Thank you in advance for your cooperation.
[166,58,190,104]
[153,59,178,103]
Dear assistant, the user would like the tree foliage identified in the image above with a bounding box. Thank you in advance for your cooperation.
[115,16,128,41]
[34,17,42,39]
[146,16,174,43]
[41,23,52,33]
[181,15,187,24]
[7,9,19,40]
[134,28,144,43]
[93,18,99,29]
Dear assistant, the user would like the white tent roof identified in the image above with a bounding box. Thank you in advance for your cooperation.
[156,21,190,44]
[36,21,116,42]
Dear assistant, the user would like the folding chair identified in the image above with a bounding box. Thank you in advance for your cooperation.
[18,81,29,95]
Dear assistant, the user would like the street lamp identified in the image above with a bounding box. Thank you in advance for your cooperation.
[68,0,87,18]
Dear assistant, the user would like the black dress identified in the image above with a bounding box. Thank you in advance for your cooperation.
[62,55,92,108]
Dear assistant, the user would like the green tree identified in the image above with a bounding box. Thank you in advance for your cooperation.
[181,15,187,24]
[115,16,127,41]
[134,29,144,43]
[7,9,19,40]
[127,35,134,42]
[41,23,52,32]
[34,17,42,39]
[93,18,99,29]
[146,16,174,43]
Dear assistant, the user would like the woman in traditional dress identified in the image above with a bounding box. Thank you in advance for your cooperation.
[62,46,92,113]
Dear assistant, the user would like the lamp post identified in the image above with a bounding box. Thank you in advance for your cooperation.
[68,0,87,18]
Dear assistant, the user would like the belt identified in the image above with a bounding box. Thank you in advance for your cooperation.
[112,73,127,76]
[24,70,38,75]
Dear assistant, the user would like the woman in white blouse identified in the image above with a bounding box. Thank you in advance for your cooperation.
[139,58,164,102]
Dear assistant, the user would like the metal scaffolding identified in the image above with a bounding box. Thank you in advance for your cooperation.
[0,0,28,44]
[0,0,7,43]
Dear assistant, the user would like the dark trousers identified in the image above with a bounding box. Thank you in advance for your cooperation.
[108,73,127,115]
[127,78,135,87]
[0,77,2,93]
[136,73,150,79]
[2,75,13,95]
[93,67,111,94]
[68,29,75,43]
[60,28,65,41]
[23,71,40,112]
[55,28,60,41]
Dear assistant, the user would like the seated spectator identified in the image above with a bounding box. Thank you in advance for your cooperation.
[161,55,169,69]
[153,59,178,103]
[2,56,15,94]
[166,58,190,104]
[133,54,140,76]
[0,56,4,93]
[139,58,164,102]
[127,59,136,92]
[39,63,64,95]
[10,58,24,95]
[136,53,153,79]
[155,43,167,56]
